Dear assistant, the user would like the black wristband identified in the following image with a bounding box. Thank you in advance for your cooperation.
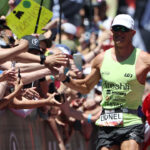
[40,54,46,64]
[62,76,70,83]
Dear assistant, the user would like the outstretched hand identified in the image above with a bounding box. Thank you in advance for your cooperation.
[98,29,113,44]
[45,52,69,69]
[0,69,17,83]
[21,87,40,100]
[52,66,66,81]
[14,77,24,91]
[89,106,102,122]
[47,93,62,106]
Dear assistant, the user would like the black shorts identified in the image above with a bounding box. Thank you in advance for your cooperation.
[96,124,145,150]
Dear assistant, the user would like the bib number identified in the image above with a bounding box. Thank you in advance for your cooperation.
[98,112,123,127]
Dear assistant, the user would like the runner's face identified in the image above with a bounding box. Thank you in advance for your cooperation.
[111,26,135,47]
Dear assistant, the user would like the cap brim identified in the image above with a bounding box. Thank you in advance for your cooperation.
[112,20,132,29]
[39,35,46,41]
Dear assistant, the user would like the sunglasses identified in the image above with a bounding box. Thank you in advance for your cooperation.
[112,26,130,32]
[8,36,15,44]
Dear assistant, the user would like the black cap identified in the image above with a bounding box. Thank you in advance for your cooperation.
[22,35,41,52]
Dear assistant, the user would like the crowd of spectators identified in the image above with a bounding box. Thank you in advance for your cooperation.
[0,0,150,150]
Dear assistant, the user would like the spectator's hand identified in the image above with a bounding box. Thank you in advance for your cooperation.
[13,77,24,96]
[52,66,66,81]
[45,52,68,69]
[21,87,40,100]
[15,77,23,88]
[69,58,83,79]
[98,29,112,44]
[47,93,62,106]
[90,106,102,122]
[53,63,83,82]
[0,69,17,83]
[69,67,83,79]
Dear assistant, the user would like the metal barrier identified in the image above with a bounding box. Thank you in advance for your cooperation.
[0,109,86,150]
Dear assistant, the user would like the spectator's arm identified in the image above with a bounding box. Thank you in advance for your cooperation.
[21,68,51,85]
[0,61,12,70]
[83,45,102,63]
[47,117,66,150]
[15,52,68,69]
[0,81,7,99]
[9,93,61,109]
[0,78,23,109]
[42,18,65,30]
[15,62,45,72]
[84,29,113,63]
[60,101,102,122]
[0,62,46,73]
[0,69,16,82]
[0,39,28,64]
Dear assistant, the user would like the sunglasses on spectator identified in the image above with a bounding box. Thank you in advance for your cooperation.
[112,26,130,32]
[8,36,15,44]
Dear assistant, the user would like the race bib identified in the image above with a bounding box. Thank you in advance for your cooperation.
[98,112,123,127]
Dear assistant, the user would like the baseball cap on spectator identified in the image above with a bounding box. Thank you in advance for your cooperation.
[45,44,71,57]
[22,35,42,52]
[55,44,71,55]
[111,14,134,30]
[61,22,77,36]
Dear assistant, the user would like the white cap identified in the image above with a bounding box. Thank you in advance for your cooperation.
[55,44,71,55]
[111,14,134,29]
[62,23,77,36]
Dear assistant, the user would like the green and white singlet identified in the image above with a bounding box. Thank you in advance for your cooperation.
[96,48,144,127]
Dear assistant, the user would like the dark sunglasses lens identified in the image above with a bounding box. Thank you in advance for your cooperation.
[121,27,129,32]
[112,26,119,32]
[112,26,129,32]
[8,37,15,44]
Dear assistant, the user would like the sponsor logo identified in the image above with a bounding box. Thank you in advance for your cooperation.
[124,73,133,78]
[129,133,136,138]
[106,90,111,94]
[104,101,124,107]
[32,39,39,46]
[103,81,130,90]
[106,90,126,96]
